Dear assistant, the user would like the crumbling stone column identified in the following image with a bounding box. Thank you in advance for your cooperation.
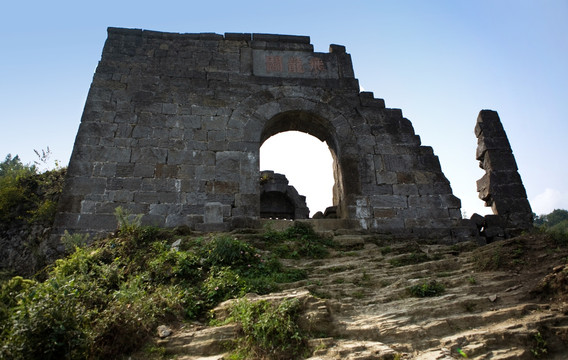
[260,171,309,220]
[475,110,532,237]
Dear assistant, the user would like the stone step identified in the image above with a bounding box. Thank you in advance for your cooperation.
[159,324,237,357]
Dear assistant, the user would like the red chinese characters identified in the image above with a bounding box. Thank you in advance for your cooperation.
[266,55,283,72]
[287,57,304,73]
[309,57,325,74]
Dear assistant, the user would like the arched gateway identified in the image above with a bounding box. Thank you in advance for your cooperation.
[53,28,464,243]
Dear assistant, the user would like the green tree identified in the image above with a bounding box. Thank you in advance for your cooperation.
[0,154,35,177]
[544,209,568,227]
[0,153,65,229]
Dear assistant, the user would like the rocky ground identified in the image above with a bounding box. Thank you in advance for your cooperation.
[141,230,568,359]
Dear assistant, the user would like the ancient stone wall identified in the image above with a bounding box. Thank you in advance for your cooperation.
[474,110,532,238]
[52,27,464,248]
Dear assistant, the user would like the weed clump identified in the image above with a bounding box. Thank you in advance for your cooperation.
[409,280,446,297]
[225,298,307,359]
[531,331,548,358]
[262,222,334,259]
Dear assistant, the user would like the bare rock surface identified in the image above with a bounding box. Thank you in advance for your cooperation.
[146,233,568,359]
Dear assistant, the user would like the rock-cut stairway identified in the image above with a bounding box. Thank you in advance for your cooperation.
[154,233,568,359]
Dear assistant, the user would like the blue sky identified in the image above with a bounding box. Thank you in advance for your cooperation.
[1,0,567,217]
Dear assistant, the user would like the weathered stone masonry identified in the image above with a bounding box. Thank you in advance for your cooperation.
[53,27,464,242]
[473,110,532,239]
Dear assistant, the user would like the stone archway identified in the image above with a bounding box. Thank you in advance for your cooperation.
[227,89,363,220]
[260,110,346,218]
[53,28,464,245]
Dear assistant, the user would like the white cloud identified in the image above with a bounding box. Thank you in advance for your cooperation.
[531,188,568,215]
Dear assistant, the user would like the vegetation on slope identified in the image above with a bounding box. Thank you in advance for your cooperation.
[0,153,65,232]
[1,151,568,359]
[0,211,332,359]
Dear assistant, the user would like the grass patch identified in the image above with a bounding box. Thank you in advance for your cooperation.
[352,290,365,299]
[473,238,529,271]
[309,289,332,299]
[262,222,335,259]
[408,280,445,297]
[223,298,307,360]
[389,252,430,267]
[353,271,371,287]
[380,246,393,255]
[436,271,453,278]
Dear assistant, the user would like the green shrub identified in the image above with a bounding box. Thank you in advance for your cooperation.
[263,222,333,259]
[0,277,90,360]
[409,280,446,297]
[226,298,307,359]
[0,154,65,230]
[60,230,90,253]
[203,236,261,268]
[0,224,308,359]
[148,246,201,283]
[114,206,143,235]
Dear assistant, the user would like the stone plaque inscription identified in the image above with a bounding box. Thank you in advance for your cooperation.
[252,50,339,79]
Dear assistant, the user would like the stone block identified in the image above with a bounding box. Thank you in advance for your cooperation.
[206,180,240,194]
[133,163,155,177]
[161,103,178,114]
[230,216,259,229]
[482,150,518,171]
[369,218,405,231]
[195,222,231,232]
[66,177,107,195]
[408,195,443,208]
[155,164,180,178]
[224,33,252,41]
[80,200,97,214]
[475,110,505,137]
[204,202,224,224]
[68,160,95,177]
[106,177,142,191]
[76,214,117,232]
[370,195,407,209]
[382,154,413,172]
[475,136,511,160]
[373,208,397,219]
[108,190,134,203]
[149,203,176,216]
[440,194,462,208]
[375,171,397,185]
[448,208,463,220]
[131,147,168,163]
[392,184,418,196]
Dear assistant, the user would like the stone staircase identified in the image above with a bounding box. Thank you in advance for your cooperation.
[150,232,568,359]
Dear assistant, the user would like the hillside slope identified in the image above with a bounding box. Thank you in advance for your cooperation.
[149,231,568,359]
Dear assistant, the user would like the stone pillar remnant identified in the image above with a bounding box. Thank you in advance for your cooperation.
[475,110,532,237]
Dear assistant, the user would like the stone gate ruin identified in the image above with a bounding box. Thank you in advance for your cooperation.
[53,27,467,241]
